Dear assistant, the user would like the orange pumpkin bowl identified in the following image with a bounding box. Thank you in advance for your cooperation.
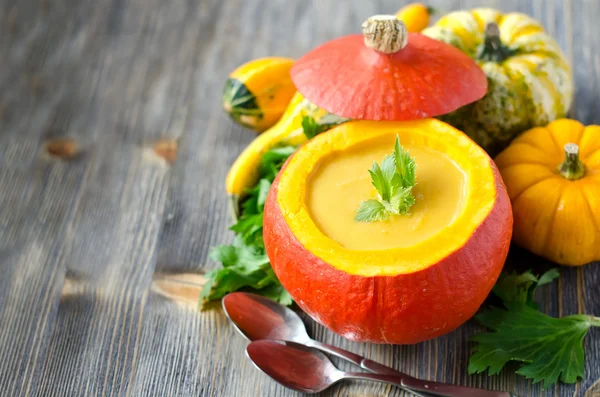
[263,119,513,344]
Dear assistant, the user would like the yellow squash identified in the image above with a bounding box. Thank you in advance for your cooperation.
[226,92,344,218]
[223,57,296,132]
[496,119,600,266]
[423,8,573,154]
[395,3,434,32]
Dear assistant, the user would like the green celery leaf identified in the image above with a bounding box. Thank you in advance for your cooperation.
[493,269,559,307]
[474,305,510,332]
[470,269,600,389]
[355,199,389,222]
[469,304,594,389]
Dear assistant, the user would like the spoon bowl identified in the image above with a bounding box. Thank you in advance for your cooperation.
[247,340,341,394]
[222,292,424,388]
[222,292,309,343]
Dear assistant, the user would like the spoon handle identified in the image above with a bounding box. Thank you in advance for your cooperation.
[308,340,403,376]
[306,340,438,397]
[345,372,516,397]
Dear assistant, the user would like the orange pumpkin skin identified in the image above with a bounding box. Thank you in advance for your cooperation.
[264,161,512,345]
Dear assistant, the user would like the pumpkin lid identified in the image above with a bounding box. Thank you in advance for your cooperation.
[290,15,488,121]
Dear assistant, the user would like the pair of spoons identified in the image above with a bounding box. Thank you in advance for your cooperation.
[222,292,516,397]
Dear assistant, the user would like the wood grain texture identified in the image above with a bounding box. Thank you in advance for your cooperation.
[0,0,599,396]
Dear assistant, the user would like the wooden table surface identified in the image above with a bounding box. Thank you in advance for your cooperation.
[1,0,599,396]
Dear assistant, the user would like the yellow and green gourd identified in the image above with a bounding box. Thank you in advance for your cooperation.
[226,92,345,219]
[423,8,573,154]
[223,57,297,132]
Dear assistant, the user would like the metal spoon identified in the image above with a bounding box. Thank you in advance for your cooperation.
[222,292,402,375]
[247,340,517,397]
[222,293,513,397]
[223,292,434,397]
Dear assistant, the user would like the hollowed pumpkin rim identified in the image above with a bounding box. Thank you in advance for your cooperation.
[275,119,498,277]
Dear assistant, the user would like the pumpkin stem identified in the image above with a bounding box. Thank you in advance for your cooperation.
[478,23,514,63]
[558,143,585,180]
[362,15,408,54]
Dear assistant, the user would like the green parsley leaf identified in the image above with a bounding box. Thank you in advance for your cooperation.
[368,161,392,202]
[230,213,263,246]
[301,114,349,140]
[469,269,600,389]
[355,199,389,222]
[252,274,293,306]
[301,115,329,139]
[389,186,415,215]
[256,179,271,209]
[357,135,417,222]
[394,137,416,188]
[202,145,298,308]
[260,146,296,180]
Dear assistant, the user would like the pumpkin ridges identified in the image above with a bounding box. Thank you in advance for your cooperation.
[584,151,600,168]
[502,61,549,125]
[581,183,600,233]
[499,13,544,42]
[506,171,556,202]
[539,183,566,256]
[495,142,558,168]
[510,179,564,254]
[436,11,481,53]
[471,8,503,32]
[508,55,564,114]
[547,119,586,148]
[546,186,598,265]
[509,127,561,155]
[578,126,600,158]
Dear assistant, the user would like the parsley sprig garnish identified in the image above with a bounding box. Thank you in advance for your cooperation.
[201,114,340,308]
[469,269,600,389]
[356,136,417,222]
[200,145,296,308]
[301,113,349,139]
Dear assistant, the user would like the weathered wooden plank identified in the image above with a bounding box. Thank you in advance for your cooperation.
[0,160,87,396]
[1,0,600,396]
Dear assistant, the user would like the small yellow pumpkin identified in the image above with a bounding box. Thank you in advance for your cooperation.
[395,3,434,33]
[423,8,574,154]
[223,57,296,132]
[496,119,600,266]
